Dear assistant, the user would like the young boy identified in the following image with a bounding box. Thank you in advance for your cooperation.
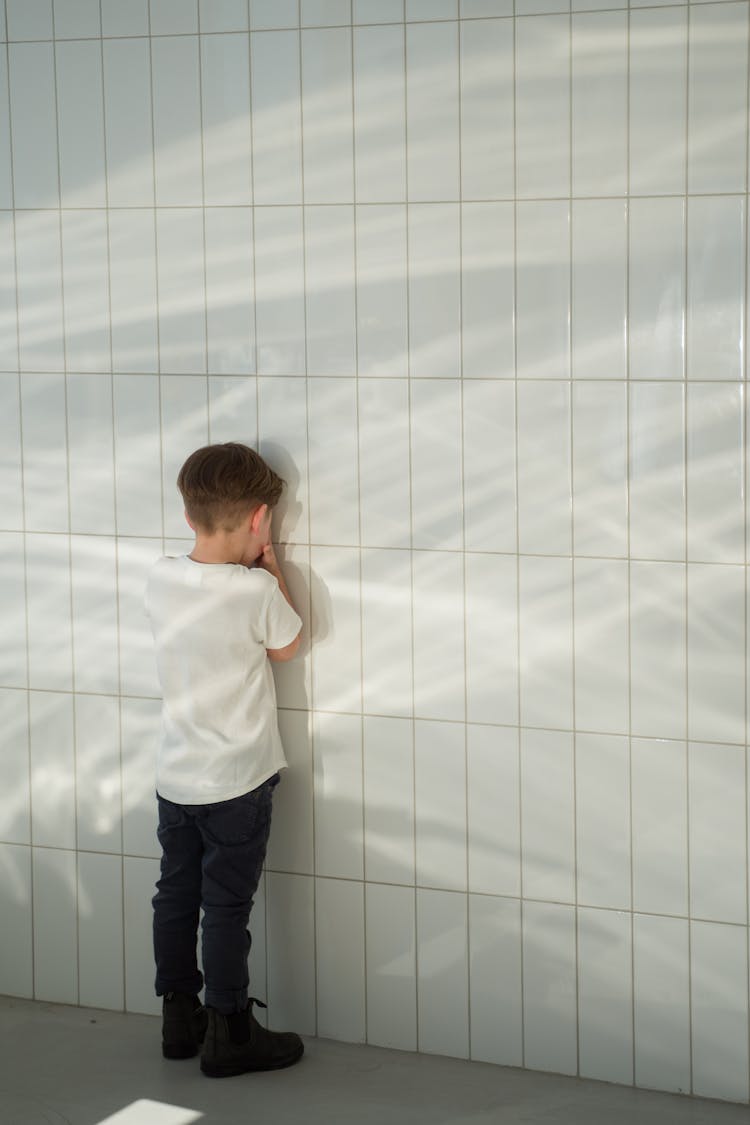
[145,442,304,1078]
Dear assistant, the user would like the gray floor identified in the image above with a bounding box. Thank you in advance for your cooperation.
[1,997,748,1125]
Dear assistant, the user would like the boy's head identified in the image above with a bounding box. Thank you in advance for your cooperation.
[177,443,284,535]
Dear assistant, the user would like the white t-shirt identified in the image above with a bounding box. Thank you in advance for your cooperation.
[145,555,302,805]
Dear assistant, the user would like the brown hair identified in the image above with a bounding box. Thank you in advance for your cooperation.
[177,442,284,534]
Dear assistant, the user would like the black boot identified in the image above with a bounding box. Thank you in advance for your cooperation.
[161,991,208,1059]
[200,998,304,1077]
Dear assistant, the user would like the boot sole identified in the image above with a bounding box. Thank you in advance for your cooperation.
[200,1042,304,1078]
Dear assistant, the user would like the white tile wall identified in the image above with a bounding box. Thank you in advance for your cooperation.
[2,3,750,1109]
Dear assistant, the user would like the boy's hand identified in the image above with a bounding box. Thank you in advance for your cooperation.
[258,541,281,576]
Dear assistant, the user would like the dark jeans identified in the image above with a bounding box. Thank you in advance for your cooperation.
[152,773,279,1014]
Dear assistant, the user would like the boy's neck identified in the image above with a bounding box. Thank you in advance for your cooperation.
[188,530,244,566]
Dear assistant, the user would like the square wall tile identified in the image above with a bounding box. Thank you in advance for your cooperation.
[358,380,410,548]
[415,720,466,892]
[266,872,317,1036]
[33,847,78,1004]
[688,742,747,924]
[366,883,417,1051]
[691,921,749,1103]
[629,7,687,195]
[123,856,161,1015]
[688,3,748,194]
[353,25,406,202]
[571,12,627,196]
[55,40,106,208]
[201,38,252,208]
[66,373,116,536]
[198,0,248,32]
[355,206,408,377]
[460,22,514,201]
[21,373,68,534]
[101,0,148,35]
[518,555,574,731]
[633,913,690,1095]
[0,533,27,689]
[575,733,630,910]
[268,709,314,875]
[305,207,357,376]
[54,0,100,37]
[406,21,459,201]
[75,692,122,854]
[469,895,522,1067]
[516,16,570,198]
[520,728,575,904]
[465,553,518,727]
[8,0,53,39]
[78,852,124,1011]
[687,564,745,747]
[9,44,58,207]
[467,725,520,898]
[687,384,744,564]
[630,562,687,741]
[416,888,469,1059]
[631,738,688,916]
[412,550,464,722]
[310,547,362,714]
[313,710,363,880]
[120,696,160,859]
[301,29,354,203]
[204,209,255,370]
[0,688,30,845]
[522,901,578,1076]
[307,377,359,545]
[108,212,159,371]
[573,558,629,736]
[25,535,73,692]
[462,380,516,553]
[0,844,33,997]
[103,40,155,208]
[572,382,628,558]
[315,878,366,1043]
[251,30,303,203]
[363,715,415,885]
[577,908,633,1086]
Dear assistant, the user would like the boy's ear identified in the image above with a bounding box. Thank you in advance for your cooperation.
[250,503,268,533]
[184,510,195,531]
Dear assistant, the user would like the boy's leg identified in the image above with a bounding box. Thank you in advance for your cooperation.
[152,795,204,999]
[197,774,279,1013]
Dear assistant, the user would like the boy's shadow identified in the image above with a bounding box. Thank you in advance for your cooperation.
[260,442,332,713]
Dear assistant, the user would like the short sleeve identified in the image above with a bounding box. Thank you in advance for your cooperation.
[262,573,302,650]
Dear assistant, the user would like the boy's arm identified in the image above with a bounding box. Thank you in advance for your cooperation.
[259,543,301,662]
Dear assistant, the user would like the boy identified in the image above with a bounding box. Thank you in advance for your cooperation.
[145,442,304,1078]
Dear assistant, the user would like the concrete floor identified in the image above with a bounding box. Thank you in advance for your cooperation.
[0,996,748,1125]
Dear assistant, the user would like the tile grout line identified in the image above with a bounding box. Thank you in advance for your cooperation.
[511,0,525,1074]
[196,1,210,448]
[97,0,127,1011]
[567,3,582,1082]
[743,0,750,1095]
[144,0,165,1015]
[346,0,370,1046]
[456,11,472,1064]
[626,0,637,1091]
[401,7,421,1057]
[146,0,166,563]
[246,0,269,1013]
[51,0,82,1009]
[295,0,319,1040]
[683,0,694,1096]
[3,6,36,1004]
